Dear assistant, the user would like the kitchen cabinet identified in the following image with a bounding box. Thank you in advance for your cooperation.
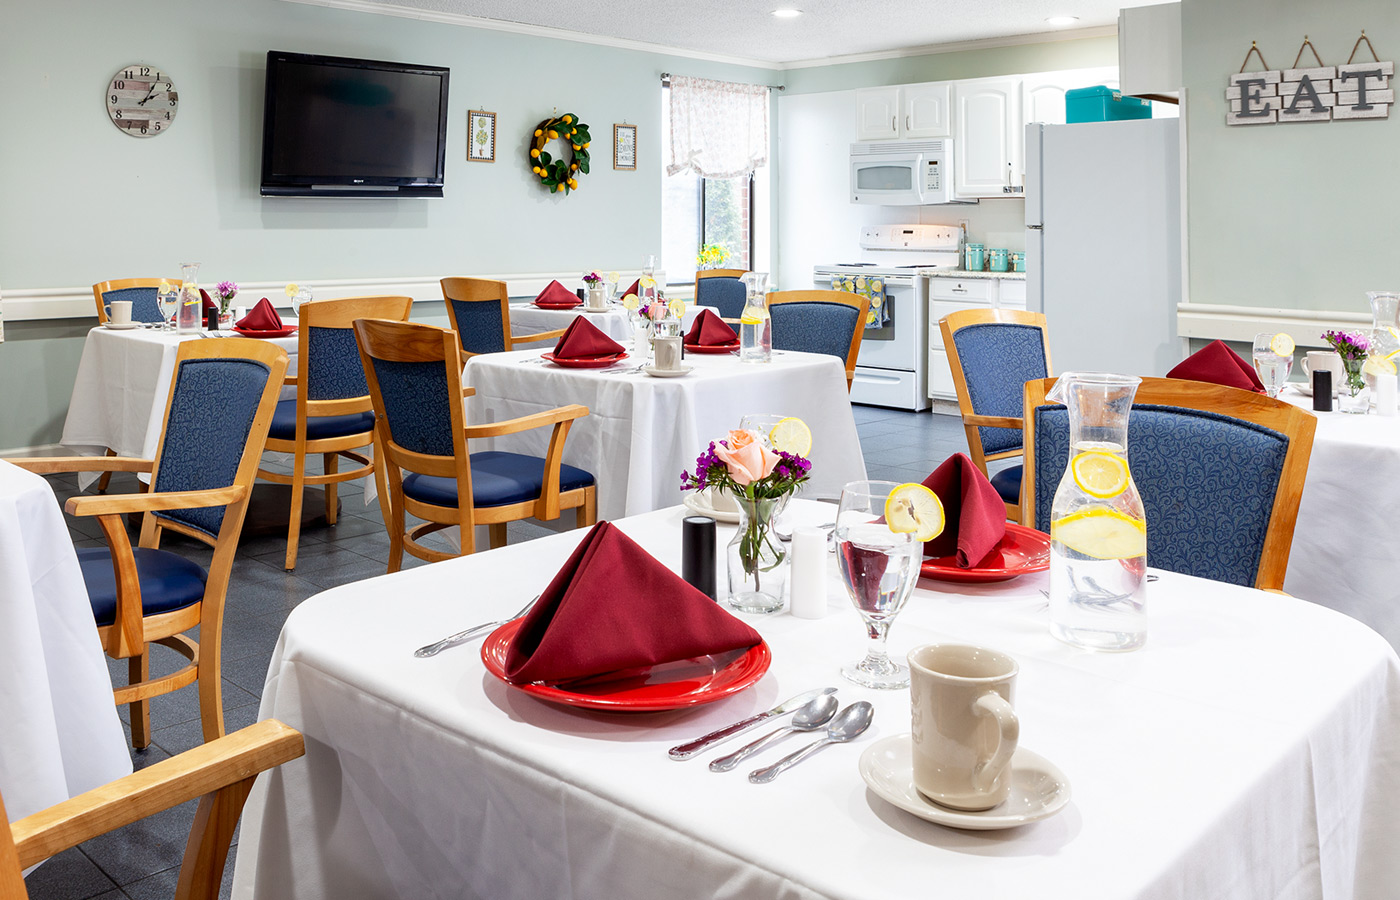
[953,78,1023,199]
[927,275,1027,401]
[1021,68,1120,128]
[855,83,952,140]
[855,87,901,140]
[1118,3,1181,98]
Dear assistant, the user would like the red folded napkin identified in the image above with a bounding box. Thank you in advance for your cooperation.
[503,522,763,684]
[535,280,582,308]
[1166,340,1266,393]
[921,453,1007,568]
[685,309,739,346]
[553,316,625,359]
[237,297,284,331]
[198,289,218,312]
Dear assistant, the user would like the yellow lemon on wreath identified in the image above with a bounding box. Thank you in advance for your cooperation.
[284,283,299,298]
[571,163,578,171]
[584,141,591,148]
[1364,355,1396,377]
[534,129,542,137]
[884,483,945,542]
[530,148,540,158]
[573,144,580,150]
[768,417,812,456]
[548,130,558,139]
[1270,332,1295,356]
[562,114,572,123]
[1070,450,1130,499]
[1052,509,1146,560]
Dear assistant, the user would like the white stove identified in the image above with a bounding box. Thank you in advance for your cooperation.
[813,224,962,411]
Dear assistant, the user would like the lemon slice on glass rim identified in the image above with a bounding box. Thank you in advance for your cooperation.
[1363,355,1397,377]
[768,417,812,456]
[1052,509,1146,560]
[1269,332,1295,356]
[284,283,300,298]
[884,483,945,542]
[1070,450,1130,499]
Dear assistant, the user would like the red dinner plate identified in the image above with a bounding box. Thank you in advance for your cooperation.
[481,618,771,712]
[233,325,297,338]
[540,351,628,369]
[684,342,740,354]
[919,523,1052,584]
[533,302,582,310]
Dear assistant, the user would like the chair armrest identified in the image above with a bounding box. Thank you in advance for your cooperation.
[462,404,589,440]
[4,456,153,476]
[282,374,300,386]
[462,385,476,399]
[964,414,1023,430]
[66,485,247,518]
[11,720,305,869]
[511,327,567,346]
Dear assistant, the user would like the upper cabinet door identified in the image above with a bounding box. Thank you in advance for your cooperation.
[954,78,1022,198]
[855,87,901,141]
[902,82,952,138]
[1022,75,1072,126]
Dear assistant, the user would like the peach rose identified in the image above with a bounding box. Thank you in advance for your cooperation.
[715,429,779,486]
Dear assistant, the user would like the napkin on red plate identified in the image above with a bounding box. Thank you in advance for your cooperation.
[503,521,763,684]
[199,289,219,326]
[685,309,739,346]
[236,297,284,332]
[535,280,582,308]
[1166,340,1266,393]
[553,316,625,359]
[618,279,641,301]
[921,453,1007,568]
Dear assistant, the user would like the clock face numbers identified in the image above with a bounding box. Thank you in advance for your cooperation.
[107,64,178,138]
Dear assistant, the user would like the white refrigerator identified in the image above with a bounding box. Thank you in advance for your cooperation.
[1024,119,1181,375]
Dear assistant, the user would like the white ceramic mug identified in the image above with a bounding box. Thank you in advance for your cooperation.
[109,300,132,325]
[908,643,1019,811]
[1301,350,1343,389]
[653,335,682,371]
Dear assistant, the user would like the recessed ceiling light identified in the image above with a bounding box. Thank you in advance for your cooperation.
[1045,15,1080,26]
[772,8,802,18]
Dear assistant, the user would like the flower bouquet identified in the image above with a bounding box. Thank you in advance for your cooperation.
[697,243,730,270]
[1323,329,1370,411]
[213,280,239,314]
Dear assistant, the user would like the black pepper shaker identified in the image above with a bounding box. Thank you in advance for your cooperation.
[207,307,218,330]
[1313,369,1332,412]
[681,515,717,600]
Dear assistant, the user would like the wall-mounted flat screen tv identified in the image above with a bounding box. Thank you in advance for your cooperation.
[260,50,450,198]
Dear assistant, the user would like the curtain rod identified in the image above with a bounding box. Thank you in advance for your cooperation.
[660,73,784,91]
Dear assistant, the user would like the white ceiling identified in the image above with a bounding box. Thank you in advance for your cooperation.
[353,0,1164,66]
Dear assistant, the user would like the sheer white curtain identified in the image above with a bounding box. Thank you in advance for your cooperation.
[666,75,768,179]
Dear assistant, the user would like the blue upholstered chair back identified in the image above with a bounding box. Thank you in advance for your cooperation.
[1031,404,1290,587]
[696,277,747,319]
[102,286,165,324]
[449,299,507,355]
[306,326,370,401]
[368,358,456,458]
[951,323,1048,455]
[770,301,861,364]
[152,357,272,538]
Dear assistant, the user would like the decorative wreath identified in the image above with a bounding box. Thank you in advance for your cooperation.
[528,113,591,195]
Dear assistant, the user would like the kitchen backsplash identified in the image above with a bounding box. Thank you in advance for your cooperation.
[915,201,1026,255]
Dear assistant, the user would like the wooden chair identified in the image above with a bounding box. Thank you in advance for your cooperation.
[92,278,171,325]
[6,339,288,749]
[1022,376,1317,591]
[440,277,566,357]
[767,289,870,391]
[354,318,597,568]
[694,268,748,321]
[940,308,1053,520]
[0,720,304,900]
[256,295,412,570]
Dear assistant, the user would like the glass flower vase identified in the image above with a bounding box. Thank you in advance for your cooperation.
[1341,357,1369,414]
[726,494,788,614]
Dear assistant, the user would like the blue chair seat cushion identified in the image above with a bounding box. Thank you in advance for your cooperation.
[990,465,1022,505]
[402,451,595,509]
[77,547,208,628]
[268,399,375,441]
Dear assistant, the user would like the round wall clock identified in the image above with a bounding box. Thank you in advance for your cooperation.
[106,64,178,138]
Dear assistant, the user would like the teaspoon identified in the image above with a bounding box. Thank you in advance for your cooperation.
[747,701,874,784]
[708,693,838,772]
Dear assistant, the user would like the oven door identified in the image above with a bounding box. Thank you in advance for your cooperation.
[853,274,917,369]
[850,155,925,205]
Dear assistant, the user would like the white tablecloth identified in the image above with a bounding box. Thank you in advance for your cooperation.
[1279,386,1400,648]
[234,500,1400,900]
[463,348,867,519]
[0,461,130,823]
[507,303,711,349]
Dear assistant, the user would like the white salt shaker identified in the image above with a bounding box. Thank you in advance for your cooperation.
[788,526,830,619]
[1376,373,1397,416]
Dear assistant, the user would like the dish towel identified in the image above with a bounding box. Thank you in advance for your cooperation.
[921,453,1008,567]
[236,298,285,331]
[829,274,891,331]
[1166,340,1266,393]
[503,521,763,684]
[535,280,582,308]
[684,309,739,346]
[553,317,625,359]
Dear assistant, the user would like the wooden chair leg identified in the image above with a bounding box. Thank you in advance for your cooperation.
[387,491,406,575]
[173,778,256,900]
[488,523,508,549]
[577,487,597,527]
[323,452,339,526]
[129,650,151,750]
[98,448,117,493]
[197,640,225,746]
[285,455,306,571]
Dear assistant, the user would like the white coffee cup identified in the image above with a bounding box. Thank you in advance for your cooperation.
[653,335,682,371]
[1301,350,1343,389]
[908,643,1019,811]
[109,300,132,325]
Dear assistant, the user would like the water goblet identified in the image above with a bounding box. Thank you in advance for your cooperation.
[292,286,312,318]
[1252,332,1292,399]
[157,282,180,331]
[835,480,922,690]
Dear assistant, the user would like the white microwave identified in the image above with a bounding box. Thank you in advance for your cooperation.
[850,139,959,205]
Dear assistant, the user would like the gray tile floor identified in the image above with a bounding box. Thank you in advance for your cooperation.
[26,406,970,899]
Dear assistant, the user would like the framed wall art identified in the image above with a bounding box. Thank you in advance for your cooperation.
[468,110,497,161]
[613,123,637,170]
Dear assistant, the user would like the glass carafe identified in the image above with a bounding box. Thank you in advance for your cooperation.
[1367,291,1400,361]
[1046,372,1148,652]
[739,272,771,364]
[177,262,202,333]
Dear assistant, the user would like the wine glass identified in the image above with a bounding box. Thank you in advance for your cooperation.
[157,282,180,331]
[292,286,312,318]
[834,480,922,689]
[1252,332,1292,398]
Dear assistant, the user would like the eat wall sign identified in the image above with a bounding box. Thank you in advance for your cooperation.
[1226,35,1394,125]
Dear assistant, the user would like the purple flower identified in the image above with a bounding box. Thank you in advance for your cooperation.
[214,281,238,302]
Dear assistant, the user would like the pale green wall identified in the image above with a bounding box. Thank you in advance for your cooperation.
[1183,0,1400,310]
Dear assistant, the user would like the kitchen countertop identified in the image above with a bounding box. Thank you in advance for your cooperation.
[929,269,1027,281]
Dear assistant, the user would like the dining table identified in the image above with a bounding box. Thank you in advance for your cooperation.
[506,301,711,349]
[463,347,867,520]
[0,460,130,824]
[232,499,1400,900]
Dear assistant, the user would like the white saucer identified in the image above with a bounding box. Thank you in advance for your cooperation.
[102,322,141,330]
[580,306,614,314]
[859,735,1071,830]
[644,365,692,378]
[1288,383,1339,399]
[682,491,741,524]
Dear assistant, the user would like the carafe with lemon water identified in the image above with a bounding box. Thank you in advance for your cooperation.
[738,272,772,363]
[1046,373,1148,651]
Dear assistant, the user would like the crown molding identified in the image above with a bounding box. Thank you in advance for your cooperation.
[781,24,1119,70]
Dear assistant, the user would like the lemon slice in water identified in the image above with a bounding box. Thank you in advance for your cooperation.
[1052,509,1146,560]
[1269,332,1295,356]
[884,483,945,542]
[1070,451,1130,499]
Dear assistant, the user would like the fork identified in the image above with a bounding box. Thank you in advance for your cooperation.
[413,594,541,658]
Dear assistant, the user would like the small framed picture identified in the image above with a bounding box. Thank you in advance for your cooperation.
[468,110,496,162]
[614,123,637,170]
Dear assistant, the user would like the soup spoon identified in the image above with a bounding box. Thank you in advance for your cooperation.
[747,701,874,784]
[708,693,838,772]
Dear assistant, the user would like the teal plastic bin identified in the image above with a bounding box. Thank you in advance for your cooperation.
[1065,86,1152,123]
